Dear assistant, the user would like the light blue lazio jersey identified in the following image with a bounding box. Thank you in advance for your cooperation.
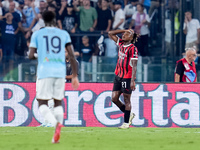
[29,27,71,79]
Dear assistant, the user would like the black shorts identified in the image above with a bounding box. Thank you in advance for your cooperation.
[112,75,132,94]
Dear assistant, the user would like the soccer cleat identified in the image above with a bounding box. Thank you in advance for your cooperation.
[37,123,47,127]
[52,123,62,144]
[129,113,135,126]
[46,123,53,127]
[118,123,129,129]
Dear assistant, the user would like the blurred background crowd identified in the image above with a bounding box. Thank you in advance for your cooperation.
[0,0,199,82]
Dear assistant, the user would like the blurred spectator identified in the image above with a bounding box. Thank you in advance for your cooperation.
[47,4,62,29]
[7,1,27,56]
[112,1,125,30]
[7,2,21,27]
[104,37,118,71]
[175,47,197,82]
[46,0,57,7]
[60,3,78,33]
[96,0,112,32]
[183,11,200,51]
[129,3,150,56]
[164,16,172,56]
[38,0,47,14]
[15,0,24,20]
[140,0,150,12]
[22,0,40,39]
[79,35,95,81]
[149,0,159,16]
[73,0,97,32]
[0,13,19,80]
[0,46,2,62]
[31,0,46,30]
[2,0,19,12]
[124,0,138,29]
[79,35,95,62]
[0,1,3,17]
[166,0,180,56]
[31,13,45,32]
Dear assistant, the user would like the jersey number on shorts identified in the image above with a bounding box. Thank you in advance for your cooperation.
[122,81,126,88]
[43,36,61,54]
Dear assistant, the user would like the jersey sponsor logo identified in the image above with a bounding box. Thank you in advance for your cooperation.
[118,51,127,60]
[43,57,64,63]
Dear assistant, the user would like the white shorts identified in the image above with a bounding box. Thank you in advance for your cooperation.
[36,78,65,100]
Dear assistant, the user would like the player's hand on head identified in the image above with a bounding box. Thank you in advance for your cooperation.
[71,77,79,90]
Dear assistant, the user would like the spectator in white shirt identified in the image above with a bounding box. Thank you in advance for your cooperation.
[129,3,150,56]
[124,0,138,29]
[112,1,125,30]
[183,11,200,51]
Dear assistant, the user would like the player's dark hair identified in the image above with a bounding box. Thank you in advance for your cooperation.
[42,10,56,26]
[131,33,140,44]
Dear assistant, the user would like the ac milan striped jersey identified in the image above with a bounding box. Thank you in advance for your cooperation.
[114,38,138,78]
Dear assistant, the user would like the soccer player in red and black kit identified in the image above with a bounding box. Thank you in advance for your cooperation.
[108,29,139,129]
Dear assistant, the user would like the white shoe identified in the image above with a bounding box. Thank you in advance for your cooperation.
[129,113,135,126]
[37,123,47,127]
[45,123,53,127]
[118,123,129,129]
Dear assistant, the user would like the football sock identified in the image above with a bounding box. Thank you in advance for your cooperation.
[53,106,64,124]
[124,110,131,123]
[39,104,57,128]
[119,105,125,113]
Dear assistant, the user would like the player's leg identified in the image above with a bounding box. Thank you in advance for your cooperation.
[118,93,132,129]
[37,78,58,128]
[124,93,135,126]
[53,99,64,124]
[112,76,125,112]
[38,99,58,128]
[119,78,134,129]
[52,78,65,124]
[51,78,65,143]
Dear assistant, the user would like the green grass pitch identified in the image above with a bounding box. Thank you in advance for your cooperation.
[0,127,200,150]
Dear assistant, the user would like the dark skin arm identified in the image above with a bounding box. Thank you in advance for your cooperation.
[130,59,137,91]
[28,47,37,59]
[66,74,74,80]
[66,43,79,89]
[108,29,126,43]
[65,43,78,77]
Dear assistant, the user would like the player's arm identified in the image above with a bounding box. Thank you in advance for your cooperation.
[28,47,37,59]
[66,61,79,80]
[65,43,77,76]
[108,29,126,43]
[65,43,79,89]
[66,74,73,80]
[130,59,137,91]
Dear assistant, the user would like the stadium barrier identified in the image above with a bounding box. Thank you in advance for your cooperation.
[0,82,200,127]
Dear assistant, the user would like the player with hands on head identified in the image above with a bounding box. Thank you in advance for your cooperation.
[28,10,79,143]
[108,29,139,129]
